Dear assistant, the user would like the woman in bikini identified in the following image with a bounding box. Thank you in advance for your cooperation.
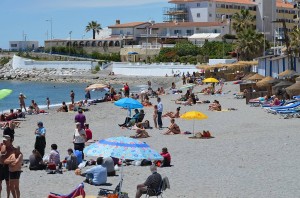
[162,107,181,118]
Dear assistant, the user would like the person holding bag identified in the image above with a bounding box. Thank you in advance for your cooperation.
[73,122,86,160]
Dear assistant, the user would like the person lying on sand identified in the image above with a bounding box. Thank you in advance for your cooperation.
[164,119,181,135]
[57,101,68,112]
[162,107,181,118]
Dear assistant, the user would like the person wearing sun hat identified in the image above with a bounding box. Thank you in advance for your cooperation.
[34,121,46,157]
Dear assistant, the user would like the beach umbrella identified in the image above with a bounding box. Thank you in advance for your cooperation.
[286,77,300,97]
[85,84,108,91]
[248,73,265,81]
[256,76,274,88]
[114,97,143,117]
[179,83,196,90]
[202,78,219,83]
[241,73,255,81]
[180,111,208,136]
[272,81,294,95]
[0,89,12,100]
[278,69,297,78]
[83,136,162,195]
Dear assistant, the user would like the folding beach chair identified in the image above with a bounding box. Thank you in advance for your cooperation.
[48,183,85,198]
[145,176,170,198]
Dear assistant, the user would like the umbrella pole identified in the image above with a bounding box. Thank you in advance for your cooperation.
[193,119,195,137]
[118,161,124,198]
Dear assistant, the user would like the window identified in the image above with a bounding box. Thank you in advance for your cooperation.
[209,13,212,17]
[186,29,194,35]
[11,44,17,47]
[174,30,182,34]
[221,4,225,8]
[197,13,201,18]
[209,3,212,7]
[197,3,201,7]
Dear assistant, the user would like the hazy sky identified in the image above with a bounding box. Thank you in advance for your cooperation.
[0,0,169,49]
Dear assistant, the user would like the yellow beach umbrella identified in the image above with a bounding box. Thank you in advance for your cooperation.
[202,78,219,83]
[181,111,208,136]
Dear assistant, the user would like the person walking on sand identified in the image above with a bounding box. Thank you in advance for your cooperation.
[157,97,163,129]
[18,93,27,112]
[153,105,158,128]
[34,122,46,157]
[70,90,75,104]
[46,97,50,109]
[124,83,130,97]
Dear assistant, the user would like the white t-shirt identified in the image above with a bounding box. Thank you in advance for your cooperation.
[74,129,86,143]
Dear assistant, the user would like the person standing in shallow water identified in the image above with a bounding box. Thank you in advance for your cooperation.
[70,90,75,104]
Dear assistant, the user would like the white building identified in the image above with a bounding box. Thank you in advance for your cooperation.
[9,41,39,51]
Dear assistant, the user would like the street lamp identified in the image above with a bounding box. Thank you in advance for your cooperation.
[69,31,72,57]
[46,18,53,54]
[262,16,269,56]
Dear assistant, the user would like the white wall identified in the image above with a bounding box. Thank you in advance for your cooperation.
[209,59,236,65]
[112,62,198,76]
[12,55,92,70]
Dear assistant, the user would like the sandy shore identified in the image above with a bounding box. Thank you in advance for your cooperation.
[2,79,300,198]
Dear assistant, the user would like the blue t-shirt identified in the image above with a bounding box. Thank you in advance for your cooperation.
[36,127,46,137]
[86,165,107,185]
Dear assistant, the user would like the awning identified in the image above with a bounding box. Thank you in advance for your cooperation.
[128,52,138,55]
[189,33,221,39]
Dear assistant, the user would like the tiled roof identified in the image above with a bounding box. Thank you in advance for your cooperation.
[108,22,150,28]
[151,21,225,28]
[169,0,294,8]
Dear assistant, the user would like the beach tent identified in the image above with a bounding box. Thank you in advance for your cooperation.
[286,77,300,97]
[256,76,274,88]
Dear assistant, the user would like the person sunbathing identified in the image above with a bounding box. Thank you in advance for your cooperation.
[208,100,222,111]
[270,97,280,106]
[57,101,68,112]
[130,123,150,138]
[142,95,152,106]
[163,107,181,118]
[164,119,181,135]
[175,95,193,106]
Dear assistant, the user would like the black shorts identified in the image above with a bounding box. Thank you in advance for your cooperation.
[9,171,22,180]
[0,164,9,181]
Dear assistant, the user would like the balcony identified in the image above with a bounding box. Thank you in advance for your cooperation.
[163,7,188,15]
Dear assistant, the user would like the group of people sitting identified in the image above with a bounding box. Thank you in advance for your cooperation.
[175,90,198,106]
[118,109,145,128]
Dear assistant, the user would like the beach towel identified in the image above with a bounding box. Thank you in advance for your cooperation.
[48,183,85,198]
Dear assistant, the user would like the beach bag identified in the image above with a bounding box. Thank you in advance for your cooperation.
[141,159,152,166]
[47,163,56,170]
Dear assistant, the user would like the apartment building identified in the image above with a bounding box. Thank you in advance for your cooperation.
[165,0,295,40]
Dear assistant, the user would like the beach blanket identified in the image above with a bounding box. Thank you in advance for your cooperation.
[48,183,85,198]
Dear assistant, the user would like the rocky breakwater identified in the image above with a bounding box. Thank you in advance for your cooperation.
[0,62,180,88]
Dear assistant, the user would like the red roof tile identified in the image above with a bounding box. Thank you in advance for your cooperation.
[151,21,225,28]
[108,22,150,28]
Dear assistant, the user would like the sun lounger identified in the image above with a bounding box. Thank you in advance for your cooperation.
[293,95,300,100]
[265,101,300,113]
[277,109,300,119]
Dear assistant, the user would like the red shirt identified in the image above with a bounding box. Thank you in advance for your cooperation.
[160,152,171,163]
[124,85,129,91]
[85,129,92,141]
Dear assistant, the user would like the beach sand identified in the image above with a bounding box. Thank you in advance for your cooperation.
[2,79,300,198]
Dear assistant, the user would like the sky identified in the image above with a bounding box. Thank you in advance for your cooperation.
[0,0,169,49]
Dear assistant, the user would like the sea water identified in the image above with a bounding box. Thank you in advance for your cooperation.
[0,80,148,112]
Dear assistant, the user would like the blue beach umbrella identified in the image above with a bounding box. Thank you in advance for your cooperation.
[83,136,163,161]
[114,97,143,116]
[83,136,162,195]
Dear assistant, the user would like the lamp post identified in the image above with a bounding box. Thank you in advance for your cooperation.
[262,16,268,56]
[69,31,72,57]
[46,18,53,54]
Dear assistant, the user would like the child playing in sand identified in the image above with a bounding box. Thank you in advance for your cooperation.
[153,105,158,128]
[4,146,23,198]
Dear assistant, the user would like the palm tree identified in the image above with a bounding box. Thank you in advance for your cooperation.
[85,21,101,39]
[232,9,256,33]
[235,28,264,60]
[289,27,300,57]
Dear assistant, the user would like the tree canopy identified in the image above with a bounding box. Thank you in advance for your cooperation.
[86,21,102,39]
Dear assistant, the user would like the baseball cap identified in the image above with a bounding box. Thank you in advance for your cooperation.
[76,122,81,126]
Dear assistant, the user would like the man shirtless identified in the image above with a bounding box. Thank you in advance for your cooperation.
[18,93,26,112]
